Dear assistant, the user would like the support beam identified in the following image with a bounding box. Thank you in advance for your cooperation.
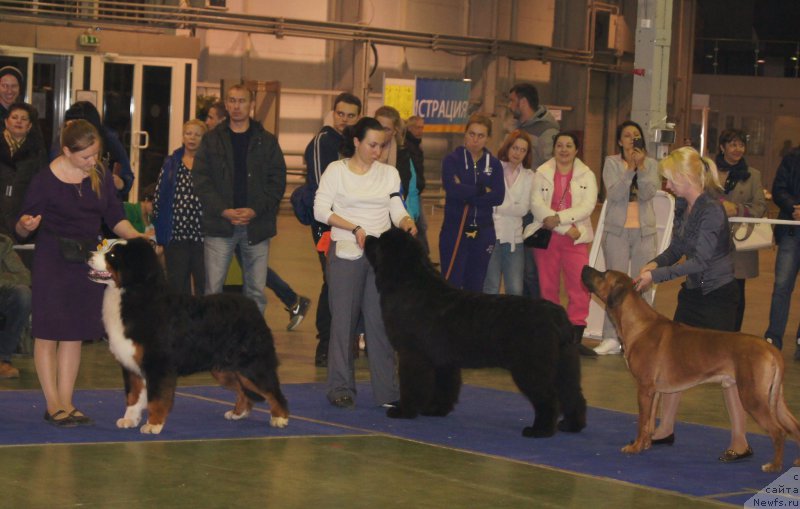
[631,0,673,154]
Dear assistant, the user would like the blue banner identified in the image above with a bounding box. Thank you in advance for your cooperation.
[414,78,471,132]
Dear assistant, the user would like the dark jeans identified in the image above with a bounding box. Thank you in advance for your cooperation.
[267,268,297,309]
[765,231,800,350]
[0,284,31,361]
[522,246,541,299]
[312,228,331,347]
[164,240,205,296]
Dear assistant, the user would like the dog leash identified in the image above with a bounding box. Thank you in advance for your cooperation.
[444,204,469,280]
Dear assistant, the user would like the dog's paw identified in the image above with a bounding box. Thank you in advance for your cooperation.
[270,416,289,428]
[386,407,417,419]
[621,443,644,454]
[557,419,585,433]
[522,426,556,438]
[116,417,138,429]
[224,409,250,420]
[420,406,451,417]
[140,423,163,434]
[762,462,782,473]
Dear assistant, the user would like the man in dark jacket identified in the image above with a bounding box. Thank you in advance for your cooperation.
[304,92,361,366]
[765,148,800,357]
[193,84,287,314]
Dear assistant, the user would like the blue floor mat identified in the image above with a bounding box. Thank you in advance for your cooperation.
[1,383,789,505]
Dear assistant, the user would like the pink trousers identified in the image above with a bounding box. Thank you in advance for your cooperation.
[532,232,590,326]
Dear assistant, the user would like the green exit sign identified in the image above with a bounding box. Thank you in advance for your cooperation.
[79,34,100,47]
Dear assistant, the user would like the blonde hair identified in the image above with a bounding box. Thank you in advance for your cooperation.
[658,146,722,193]
[183,118,208,134]
[61,119,104,198]
[374,105,404,145]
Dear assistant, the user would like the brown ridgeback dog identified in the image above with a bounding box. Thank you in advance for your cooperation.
[581,266,800,472]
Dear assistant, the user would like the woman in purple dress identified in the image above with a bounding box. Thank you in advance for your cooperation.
[16,120,144,427]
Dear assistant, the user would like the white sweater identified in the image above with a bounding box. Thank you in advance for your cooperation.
[524,157,598,245]
[492,162,534,251]
[313,159,408,241]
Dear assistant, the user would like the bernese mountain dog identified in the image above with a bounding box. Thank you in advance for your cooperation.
[88,238,289,434]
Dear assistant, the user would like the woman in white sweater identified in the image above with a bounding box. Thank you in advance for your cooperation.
[314,117,417,409]
[483,130,534,295]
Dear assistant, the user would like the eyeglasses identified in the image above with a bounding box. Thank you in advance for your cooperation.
[335,110,358,120]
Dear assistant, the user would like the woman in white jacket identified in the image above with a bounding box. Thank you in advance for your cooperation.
[527,132,598,351]
[483,130,535,295]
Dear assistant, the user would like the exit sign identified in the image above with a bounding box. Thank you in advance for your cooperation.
[79,33,99,47]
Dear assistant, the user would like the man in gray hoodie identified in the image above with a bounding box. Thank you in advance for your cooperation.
[508,83,560,170]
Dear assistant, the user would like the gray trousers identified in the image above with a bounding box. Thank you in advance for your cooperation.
[601,229,657,339]
[326,242,399,405]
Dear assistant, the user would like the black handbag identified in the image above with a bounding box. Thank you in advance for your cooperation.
[56,236,97,263]
[523,228,552,249]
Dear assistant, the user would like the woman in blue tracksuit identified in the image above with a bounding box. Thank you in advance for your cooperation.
[439,113,504,291]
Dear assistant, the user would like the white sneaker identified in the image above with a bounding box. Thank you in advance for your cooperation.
[594,338,622,355]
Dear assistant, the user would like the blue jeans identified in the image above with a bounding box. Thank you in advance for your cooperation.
[765,231,800,350]
[483,241,524,295]
[204,226,269,314]
[0,284,31,361]
[267,268,297,309]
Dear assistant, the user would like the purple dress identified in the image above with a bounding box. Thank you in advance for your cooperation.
[19,168,125,341]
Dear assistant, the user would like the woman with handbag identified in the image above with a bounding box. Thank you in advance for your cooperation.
[596,121,661,355]
[483,130,534,296]
[636,146,751,462]
[527,132,597,355]
[715,129,767,332]
[15,120,144,427]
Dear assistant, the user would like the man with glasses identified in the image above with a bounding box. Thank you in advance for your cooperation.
[193,84,287,316]
[304,92,362,367]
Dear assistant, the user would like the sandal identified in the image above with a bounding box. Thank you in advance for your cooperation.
[44,410,78,428]
[68,408,94,426]
[718,446,753,462]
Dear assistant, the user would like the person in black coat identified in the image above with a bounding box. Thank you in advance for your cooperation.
[0,102,47,236]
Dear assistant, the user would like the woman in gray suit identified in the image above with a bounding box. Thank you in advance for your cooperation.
[715,129,767,332]
[596,120,661,355]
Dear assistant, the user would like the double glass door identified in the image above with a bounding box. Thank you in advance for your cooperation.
[0,50,195,201]
[103,58,195,200]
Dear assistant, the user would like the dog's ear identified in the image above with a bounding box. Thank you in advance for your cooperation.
[605,278,629,309]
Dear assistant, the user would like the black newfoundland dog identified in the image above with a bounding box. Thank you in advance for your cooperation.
[364,229,586,437]
[88,238,288,434]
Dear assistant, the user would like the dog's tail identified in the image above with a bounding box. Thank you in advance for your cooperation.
[555,312,587,433]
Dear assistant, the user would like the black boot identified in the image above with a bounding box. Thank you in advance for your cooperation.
[573,325,597,357]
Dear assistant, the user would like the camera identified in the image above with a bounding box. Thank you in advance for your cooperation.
[633,137,646,150]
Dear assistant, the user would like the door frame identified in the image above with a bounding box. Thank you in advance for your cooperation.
[98,55,197,200]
